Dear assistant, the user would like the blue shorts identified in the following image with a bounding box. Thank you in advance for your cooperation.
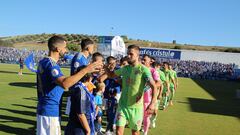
[97,110,103,117]
[107,112,116,123]
[65,123,86,135]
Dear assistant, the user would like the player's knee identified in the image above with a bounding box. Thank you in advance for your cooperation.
[116,126,124,135]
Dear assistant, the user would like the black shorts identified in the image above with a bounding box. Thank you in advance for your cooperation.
[20,64,24,69]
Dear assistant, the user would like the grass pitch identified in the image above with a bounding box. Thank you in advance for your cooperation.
[0,63,239,135]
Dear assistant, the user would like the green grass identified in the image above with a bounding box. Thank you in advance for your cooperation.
[0,63,240,135]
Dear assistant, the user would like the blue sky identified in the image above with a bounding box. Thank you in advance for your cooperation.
[0,0,240,47]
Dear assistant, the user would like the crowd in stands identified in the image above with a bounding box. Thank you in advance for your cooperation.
[156,58,235,80]
[0,47,74,66]
[0,46,236,80]
[0,47,48,64]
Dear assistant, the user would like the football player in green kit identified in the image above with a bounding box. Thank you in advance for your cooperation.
[169,64,178,106]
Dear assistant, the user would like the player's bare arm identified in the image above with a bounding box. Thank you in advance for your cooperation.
[55,61,102,90]
[146,78,158,114]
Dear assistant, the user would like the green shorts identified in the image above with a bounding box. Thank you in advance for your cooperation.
[162,86,168,94]
[170,86,175,92]
[116,106,143,131]
[155,100,160,109]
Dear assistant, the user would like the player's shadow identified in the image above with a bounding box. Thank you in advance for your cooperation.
[12,104,36,109]
[0,111,36,134]
[9,82,36,89]
[23,97,38,101]
[0,95,69,134]
[0,70,34,75]
[0,107,36,117]
[189,79,240,118]
[0,101,37,134]
[0,123,35,135]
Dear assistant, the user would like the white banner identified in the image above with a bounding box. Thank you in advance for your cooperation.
[111,36,125,53]
[98,36,126,59]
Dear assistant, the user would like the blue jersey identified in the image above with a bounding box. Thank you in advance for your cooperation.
[94,94,103,116]
[95,94,102,106]
[70,53,89,75]
[36,57,64,116]
[69,82,95,135]
[104,78,121,99]
[107,96,118,115]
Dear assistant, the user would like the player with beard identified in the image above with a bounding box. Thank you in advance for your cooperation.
[99,45,157,135]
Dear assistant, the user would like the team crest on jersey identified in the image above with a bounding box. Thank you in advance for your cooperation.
[135,70,141,75]
[74,62,80,68]
[51,69,59,77]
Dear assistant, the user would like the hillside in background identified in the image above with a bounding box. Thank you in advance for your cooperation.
[0,33,240,53]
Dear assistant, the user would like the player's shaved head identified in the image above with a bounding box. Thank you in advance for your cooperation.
[48,35,67,51]
[128,45,140,54]
[127,45,140,65]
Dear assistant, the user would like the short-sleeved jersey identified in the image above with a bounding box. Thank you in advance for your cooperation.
[104,67,121,99]
[70,53,89,75]
[37,57,64,116]
[69,82,95,135]
[173,70,177,79]
[95,94,102,106]
[104,78,121,99]
[95,93,103,116]
[107,96,118,114]
[169,70,177,87]
[164,69,171,83]
[144,67,160,92]
[157,69,166,84]
[114,64,152,108]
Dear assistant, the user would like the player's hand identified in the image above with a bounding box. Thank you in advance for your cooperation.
[146,103,155,115]
[166,90,170,96]
[103,64,113,75]
[107,62,116,71]
[86,61,103,73]
[85,128,91,135]
[86,131,90,135]
[99,69,105,75]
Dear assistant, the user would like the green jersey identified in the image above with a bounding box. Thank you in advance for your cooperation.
[164,69,171,83]
[115,64,152,108]
[157,69,166,84]
[169,69,177,88]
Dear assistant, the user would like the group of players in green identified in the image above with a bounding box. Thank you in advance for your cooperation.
[157,62,178,110]
[99,46,178,135]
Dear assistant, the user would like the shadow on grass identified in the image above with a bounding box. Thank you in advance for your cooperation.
[189,79,240,118]
[0,114,35,125]
[9,82,36,89]
[0,114,36,135]
[23,97,38,101]
[12,104,36,110]
[0,70,35,75]
[0,94,70,134]
[0,107,36,117]
[0,124,35,135]
[188,98,240,117]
